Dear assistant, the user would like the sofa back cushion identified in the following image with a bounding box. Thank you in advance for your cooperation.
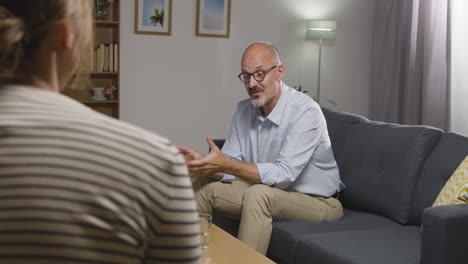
[321,108,367,164]
[325,113,442,224]
[408,132,468,225]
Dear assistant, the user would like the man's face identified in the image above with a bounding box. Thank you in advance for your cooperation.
[240,46,282,109]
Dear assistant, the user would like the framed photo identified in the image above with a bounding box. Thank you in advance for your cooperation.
[134,0,172,35]
[196,0,231,38]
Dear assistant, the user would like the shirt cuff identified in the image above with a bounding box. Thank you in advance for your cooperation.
[256,163,277,186]
[221,174,237,182]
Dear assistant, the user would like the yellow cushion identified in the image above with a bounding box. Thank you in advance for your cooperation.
[433,156,468,206]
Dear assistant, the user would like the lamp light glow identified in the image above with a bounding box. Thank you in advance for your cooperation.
[305,20,336,40]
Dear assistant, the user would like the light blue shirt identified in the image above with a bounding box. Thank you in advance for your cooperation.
[221,84,344,197]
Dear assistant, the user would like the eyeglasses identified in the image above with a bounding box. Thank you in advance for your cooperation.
[237,65,278,84]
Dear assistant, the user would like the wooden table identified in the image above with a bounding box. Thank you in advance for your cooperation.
[201,224,276,264]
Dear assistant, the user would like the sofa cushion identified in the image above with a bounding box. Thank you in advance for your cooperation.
[409,132,468,225]
[212,210,239,237]
[321,107,367,164]
[337,120,441,224]
[267,208,400,264]
[433,156,468,206]
[294,226,421,264]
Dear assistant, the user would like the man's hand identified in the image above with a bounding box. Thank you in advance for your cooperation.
[188,137,227,177]
[177,146,204,163]
[181,137,261,183]
[177,145,205,177]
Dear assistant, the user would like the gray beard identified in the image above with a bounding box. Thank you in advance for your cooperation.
[251,96,265,108]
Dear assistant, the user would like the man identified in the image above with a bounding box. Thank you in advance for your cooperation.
[178,41,344,255]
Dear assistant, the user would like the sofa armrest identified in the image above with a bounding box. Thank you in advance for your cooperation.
[421,204,468,264]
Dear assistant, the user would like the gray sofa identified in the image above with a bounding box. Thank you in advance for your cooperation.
[212,107,468,264]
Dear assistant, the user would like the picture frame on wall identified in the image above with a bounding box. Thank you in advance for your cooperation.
[196,0,231,38]
[134,0,172,35]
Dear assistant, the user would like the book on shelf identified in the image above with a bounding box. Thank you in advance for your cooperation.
[99,44,104,72]
[104,45,109,72]
[109,44,114,73]
[88,47,94,72]
[113,44,118,72]
[83,43,118,73]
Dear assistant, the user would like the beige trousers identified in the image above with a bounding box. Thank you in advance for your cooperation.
[193,178,344,255]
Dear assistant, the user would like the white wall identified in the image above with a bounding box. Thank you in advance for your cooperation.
[450,0,468,136]
[120,0,375,153]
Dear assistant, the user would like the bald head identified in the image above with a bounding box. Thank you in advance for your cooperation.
[241,41,282,66]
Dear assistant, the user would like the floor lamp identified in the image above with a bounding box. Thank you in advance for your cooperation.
[305,20,336,104]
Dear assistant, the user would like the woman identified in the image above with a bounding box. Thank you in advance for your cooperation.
[0,1,200,263]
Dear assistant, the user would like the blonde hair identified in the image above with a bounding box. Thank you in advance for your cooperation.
[0,0,93,88]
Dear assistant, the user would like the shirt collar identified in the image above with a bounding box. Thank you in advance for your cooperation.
[255,83,288,126]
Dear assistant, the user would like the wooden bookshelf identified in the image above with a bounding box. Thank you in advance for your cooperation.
[63,0,120,119]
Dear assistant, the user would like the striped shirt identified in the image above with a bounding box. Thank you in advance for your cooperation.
[0,85,201,264]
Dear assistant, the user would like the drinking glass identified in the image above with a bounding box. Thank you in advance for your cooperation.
[199,213,212,249]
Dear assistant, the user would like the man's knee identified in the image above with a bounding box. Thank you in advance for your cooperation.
[195,180,233,212]
[242,184,273,208]
[195,180,219,214]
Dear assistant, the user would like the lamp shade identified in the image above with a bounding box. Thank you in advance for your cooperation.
[305,20,336,40]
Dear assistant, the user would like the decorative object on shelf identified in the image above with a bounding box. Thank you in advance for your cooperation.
[107,0,115,20]
[305,20,336,104]
[134,0,172,36]
[294,85,308,94]
[196,0,231,38]
[95,0,109,21]
[90,87,106,100]
[104,85,117,100]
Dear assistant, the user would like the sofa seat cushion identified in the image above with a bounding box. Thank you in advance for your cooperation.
[267,209,400,264]
[294,226,421,264]
[212,210,239,237]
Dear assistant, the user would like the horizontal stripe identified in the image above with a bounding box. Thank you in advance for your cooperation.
[0,163,192,207]
[0,167,194,200]
[0,230,142,248]
[0,132,186,171]
[0,164,194,199]
[147,244,200,250]
[0,185,197,229]
[0,242,140,258]
[0,219,200,239]
[0,248,138,264]
[0,149,188,180]
[0,219,139,236]
[145,248,200,261]
[148,235,200,248]
[0,255,136,264]
[0,206,198,226]
[145,255,201,263]
[0,255,132,264]
[0,180,194,210]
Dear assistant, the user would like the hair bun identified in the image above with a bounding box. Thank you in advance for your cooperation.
[0,6,25,49]
[0,6,25,81]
